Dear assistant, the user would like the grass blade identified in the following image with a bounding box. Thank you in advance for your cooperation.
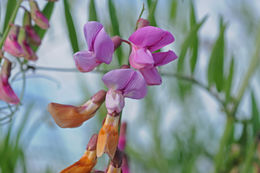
[33,2,55,51]
[63,0,79,53]
[3,0,16,31]
[108,0,123,65]
[88,0,98,21]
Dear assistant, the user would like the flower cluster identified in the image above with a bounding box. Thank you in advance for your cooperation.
[0,0,54,105]
[48,18,177,172]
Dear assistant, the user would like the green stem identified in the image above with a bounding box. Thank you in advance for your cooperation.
[214,115,234,173]
[0,0,23,64]
[232,29,260,115]
[0,0,23,49]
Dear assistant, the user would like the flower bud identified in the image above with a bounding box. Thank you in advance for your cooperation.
[122,153,130,173]
[106,149,123,173]
[97,113,120,158]
[18,27,38,61]
[61,134,98,173]
[136,18,150,29]
[25,26,41,46]
[29,0,49,29]
[48,90,106,128]
[120,64,130,69]
[105,89,125,114]
[3,25,23,57]
[111,36,122,50]
[0,60,20,104]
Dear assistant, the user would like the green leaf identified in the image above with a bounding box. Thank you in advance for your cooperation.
[207,18,226,91]
[33,2,55,51]
[147,0,158,26]
[63,0,79,53]
[251,92,260,136]
[177,16,207,73]
[3,0,16,31]
[108,0,123,65]
[169,0,178,21]
[88,0,98,21]
[225,56,234,102]
[190,1,196,27]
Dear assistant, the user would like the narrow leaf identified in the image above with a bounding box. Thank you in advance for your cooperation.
[190,1,196,27]
[63,0,79,53]
[169,0,178,21]
[177,16,207,73]
[3,0,16,31]
[225,56,234,102]
[33,2,55,51]
[207,18,226,91]
[88,0,98,21]
[108,0,123,65]
[147,0,158,26]
[251,92,260,136]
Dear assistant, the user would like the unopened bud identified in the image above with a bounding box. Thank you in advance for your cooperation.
[120,64,130,69]
[18,27,38,61]
[106,149,123,173]
[23,10,32,26]
[112,36,122,50]
[29,0,49,29]
[87,134,98,151]
[48,90,106,128]
[25,26,41,46]
[0,60,20,104]
[137,18,150,29]
[4,25,23,57]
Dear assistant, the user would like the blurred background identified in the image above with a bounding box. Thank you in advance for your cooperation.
[1,0,260,172]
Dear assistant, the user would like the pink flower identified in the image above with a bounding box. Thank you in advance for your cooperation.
[102,69,147,114]
[0,60,20,104]
[74,22,114,72]
[25,26,41,46]
[3,25,23,57]
[129,26,178,85]
[29,0,49,29]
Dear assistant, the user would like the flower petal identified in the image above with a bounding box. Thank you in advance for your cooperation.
[123,71,147,99]
[105,89,125,114]
[140,67,162,85]
[153,50,178,67]
[84,21,103,51]
[73,50,100,72]
[129,47,154,69]
[0,76,20,104]
[129,26,174,52]
[102,69,135,90]
[94,28,114,64]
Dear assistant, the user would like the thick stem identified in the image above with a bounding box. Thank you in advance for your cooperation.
[214,115,234,173]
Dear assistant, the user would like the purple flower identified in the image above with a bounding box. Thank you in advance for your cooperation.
[102,68,147,114]
[129,26,178,85]
[74,22,114,72]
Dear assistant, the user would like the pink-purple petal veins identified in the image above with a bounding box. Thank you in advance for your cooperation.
[123,71,147,99]
[102,69,147,99]
[102,69,135,91]
[140,67,162,85]
[84,21,103,51]
[129,47,154,69]
[129,26,174,52]
[93,28,114,64]
[153,50,178,67]
[73,50,100,72]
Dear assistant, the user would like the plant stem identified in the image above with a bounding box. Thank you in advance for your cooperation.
[0,0,23,48]
[232,29,260,115]
[214,115,234,173]
[0,0,23,64]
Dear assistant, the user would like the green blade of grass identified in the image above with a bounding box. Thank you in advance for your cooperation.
[88,0,98,21]
[3,0,16,31]
[33,2,55,51]
[63,0,79,53]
